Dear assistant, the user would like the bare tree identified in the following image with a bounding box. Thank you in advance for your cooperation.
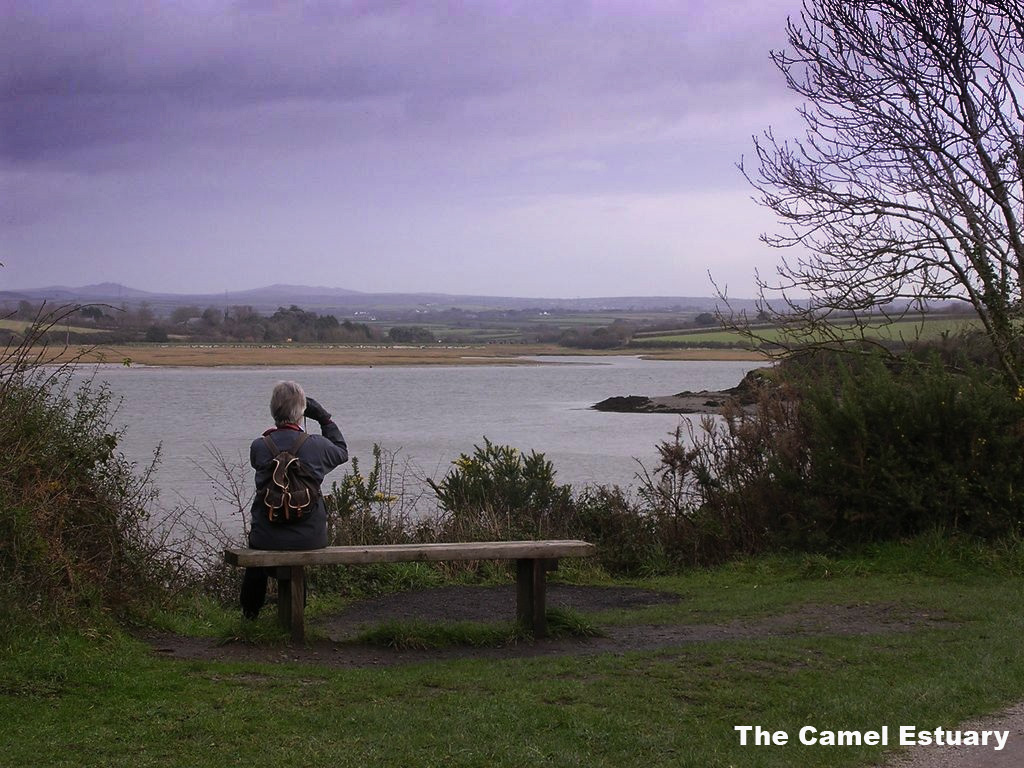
[741,0,1024,384]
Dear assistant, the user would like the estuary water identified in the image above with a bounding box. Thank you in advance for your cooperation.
[86,355,759,529]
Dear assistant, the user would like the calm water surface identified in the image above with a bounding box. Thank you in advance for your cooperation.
[89,355,758,530]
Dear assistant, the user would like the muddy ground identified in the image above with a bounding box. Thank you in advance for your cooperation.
[144,584,951,670]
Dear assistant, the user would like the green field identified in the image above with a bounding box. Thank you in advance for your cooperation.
[633,315,980,347]
[0,317,111,335]
[3,538,1024,767]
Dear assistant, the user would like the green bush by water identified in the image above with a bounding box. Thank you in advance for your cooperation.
[0,313,182,633]
[677,353,1024,557]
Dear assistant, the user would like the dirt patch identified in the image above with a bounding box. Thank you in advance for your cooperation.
[320,584,680,640]
[142,585,953,670]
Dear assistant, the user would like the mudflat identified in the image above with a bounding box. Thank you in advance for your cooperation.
[46,343,767,367]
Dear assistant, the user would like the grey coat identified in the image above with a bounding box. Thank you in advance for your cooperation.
[248,422,348,550]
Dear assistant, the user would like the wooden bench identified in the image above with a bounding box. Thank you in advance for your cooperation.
[224,539,596,642]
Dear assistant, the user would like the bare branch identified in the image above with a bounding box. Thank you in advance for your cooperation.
[730,0,1024,384]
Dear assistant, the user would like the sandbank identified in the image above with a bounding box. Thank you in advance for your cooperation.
[45,343,768,367]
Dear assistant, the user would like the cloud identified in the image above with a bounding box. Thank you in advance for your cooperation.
[2,0,798,163]
[1,0,805,296]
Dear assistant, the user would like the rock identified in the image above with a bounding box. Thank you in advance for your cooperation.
[592,366,776,415]
[592,395,654,412]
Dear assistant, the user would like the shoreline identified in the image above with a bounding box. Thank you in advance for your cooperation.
[44,343,769,367]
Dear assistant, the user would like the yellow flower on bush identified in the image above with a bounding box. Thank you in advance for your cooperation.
[1017,385,1024,402]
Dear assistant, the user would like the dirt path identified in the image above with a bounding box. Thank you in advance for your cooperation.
[874,702,1024,767]
[144,584,950,669]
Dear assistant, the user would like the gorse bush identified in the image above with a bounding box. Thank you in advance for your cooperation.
[427,438,576,540]
[322,438,669,575]
[322,438,665,575]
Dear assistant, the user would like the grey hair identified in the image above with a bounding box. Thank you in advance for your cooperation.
[270,381,306,426]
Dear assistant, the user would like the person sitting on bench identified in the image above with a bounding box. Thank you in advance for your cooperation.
[240,380,348,619]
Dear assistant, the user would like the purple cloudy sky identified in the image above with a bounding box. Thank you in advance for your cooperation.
[2,0,804,298]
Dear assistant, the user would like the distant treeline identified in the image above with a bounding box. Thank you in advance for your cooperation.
[4,298,738,349]
[3,301,379,345]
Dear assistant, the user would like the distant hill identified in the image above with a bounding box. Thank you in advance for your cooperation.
[227,283,364,300]
[14,282,156,300]
[0,282,759,316]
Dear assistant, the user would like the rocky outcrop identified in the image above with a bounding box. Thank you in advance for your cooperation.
[591,367,774,415]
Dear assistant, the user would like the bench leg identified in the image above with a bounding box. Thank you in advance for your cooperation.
[276,565,306,643]
[516,558,557,638]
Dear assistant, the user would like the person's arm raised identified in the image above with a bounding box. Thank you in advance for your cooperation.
[305,396,348,465]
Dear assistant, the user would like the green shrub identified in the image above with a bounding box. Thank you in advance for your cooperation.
[427,438,576,540]
[0,313,180,630]
[795,355,1024,543]
[657,350,1024,563]
[573,486,664,575]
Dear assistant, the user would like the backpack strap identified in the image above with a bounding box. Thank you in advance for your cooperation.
[263,431,310,457]
[262,434,280,456]
[291,432,310,454]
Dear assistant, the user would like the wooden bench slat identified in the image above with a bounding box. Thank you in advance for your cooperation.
[224,539,596,567]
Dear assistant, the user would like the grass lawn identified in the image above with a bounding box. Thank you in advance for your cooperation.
[3,537,1023,767]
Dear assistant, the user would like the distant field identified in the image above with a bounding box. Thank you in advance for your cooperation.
[0,318,46,332]
[633,315,980,347]
[0,318,111,335]
[450,330,524,342]
[422,312,667,343]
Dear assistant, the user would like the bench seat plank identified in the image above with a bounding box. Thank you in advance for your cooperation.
[224,539,595,567]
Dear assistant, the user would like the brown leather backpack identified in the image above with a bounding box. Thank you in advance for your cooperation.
[260,433,321,523]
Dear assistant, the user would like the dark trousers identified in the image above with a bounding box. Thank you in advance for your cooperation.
[240,567,270,619]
